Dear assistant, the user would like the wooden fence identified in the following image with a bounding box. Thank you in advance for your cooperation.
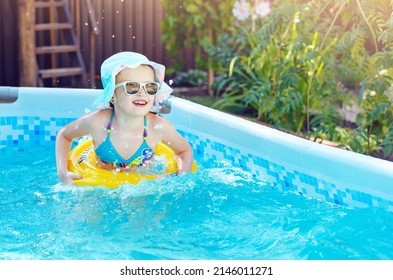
[0,0,196,87]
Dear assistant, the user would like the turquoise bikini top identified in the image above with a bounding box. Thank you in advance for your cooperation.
[95,111,154,168]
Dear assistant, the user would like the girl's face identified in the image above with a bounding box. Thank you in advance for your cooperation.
[113,65,156,116]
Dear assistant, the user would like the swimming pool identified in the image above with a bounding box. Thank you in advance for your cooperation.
[1,86,393,260]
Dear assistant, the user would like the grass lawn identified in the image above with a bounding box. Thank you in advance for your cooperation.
[176,95,217,107]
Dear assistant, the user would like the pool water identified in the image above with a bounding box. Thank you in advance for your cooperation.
[1,145,393,260]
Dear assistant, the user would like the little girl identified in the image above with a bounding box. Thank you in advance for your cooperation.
[56,51,194,185]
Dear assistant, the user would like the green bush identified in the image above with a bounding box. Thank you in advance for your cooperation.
[172,69,207,87]
[210,0,393,159]
[161,0,393,160]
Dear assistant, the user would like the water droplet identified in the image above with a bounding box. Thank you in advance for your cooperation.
[112,35,115,38]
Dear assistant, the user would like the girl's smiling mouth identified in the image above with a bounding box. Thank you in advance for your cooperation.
[132,100,148,106]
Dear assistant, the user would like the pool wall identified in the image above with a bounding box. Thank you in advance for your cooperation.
[1,87,393,210]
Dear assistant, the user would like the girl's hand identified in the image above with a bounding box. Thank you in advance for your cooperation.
[59,171,84,185]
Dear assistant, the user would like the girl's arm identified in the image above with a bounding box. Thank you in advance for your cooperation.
[158,118,194,174]
[55,111,98,184]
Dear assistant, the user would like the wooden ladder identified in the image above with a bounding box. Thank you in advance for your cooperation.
[35,0,86,87]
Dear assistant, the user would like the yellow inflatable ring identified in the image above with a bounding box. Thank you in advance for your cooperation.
[68,138,197,188]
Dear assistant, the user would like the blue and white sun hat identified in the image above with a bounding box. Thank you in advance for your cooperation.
[93,51,173,112]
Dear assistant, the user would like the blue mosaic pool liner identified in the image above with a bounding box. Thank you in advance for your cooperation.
[2,115,393,211]
[0,116,73,149]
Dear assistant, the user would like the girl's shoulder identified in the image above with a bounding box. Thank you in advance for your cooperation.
[85,108,112,119]
[80,108,112,127]
[146,113,176,139]
[146,112,172,127]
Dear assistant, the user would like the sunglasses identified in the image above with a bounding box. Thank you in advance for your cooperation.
[115,81,160,95]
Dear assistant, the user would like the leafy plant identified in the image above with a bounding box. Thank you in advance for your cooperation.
[172,69,207,87]
[209,0,393,159]
[352,67,393,156]
[344,0,393,158]
[213,3,346,134]
[161,0,393,160]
